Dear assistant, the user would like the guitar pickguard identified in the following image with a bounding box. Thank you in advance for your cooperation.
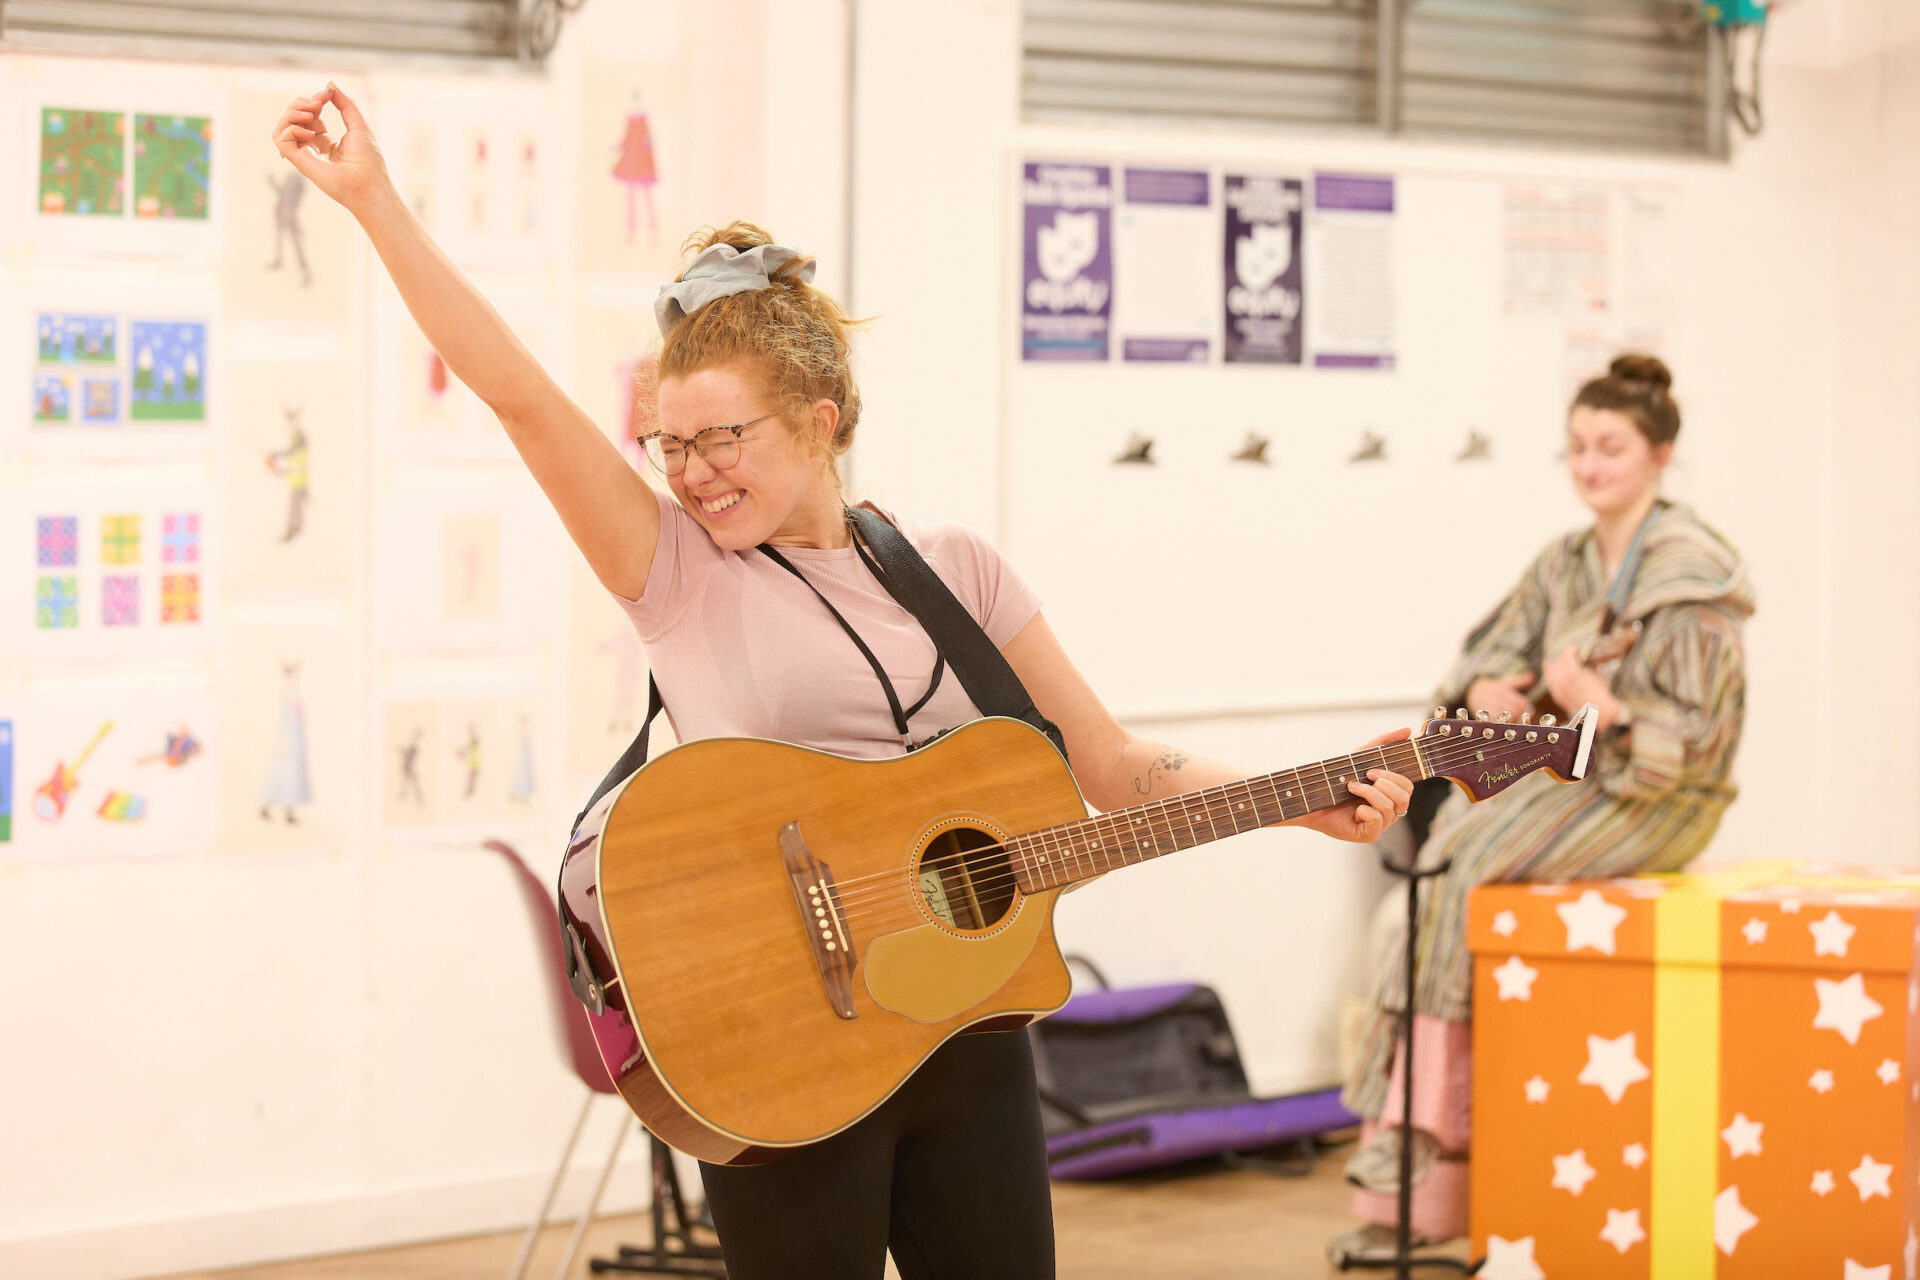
[863,897,1053,1024]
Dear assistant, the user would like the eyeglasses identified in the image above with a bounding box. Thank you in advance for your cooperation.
[639,413,780,477]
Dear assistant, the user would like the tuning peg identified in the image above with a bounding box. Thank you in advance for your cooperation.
[1454,707,1469,720]
[1434,706,1447,720]
[1475,710,1491,722]
[1497,711,1511,723]
[1521,711,1532,725]
[1540,713,1556,727]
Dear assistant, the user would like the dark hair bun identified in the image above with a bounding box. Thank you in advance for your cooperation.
[1607,353,1672,392]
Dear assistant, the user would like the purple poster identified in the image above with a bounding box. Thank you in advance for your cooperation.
[1022,162,1112,361]
[1223,174,1304,365]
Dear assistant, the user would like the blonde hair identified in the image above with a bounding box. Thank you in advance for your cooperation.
[638,221,867,478]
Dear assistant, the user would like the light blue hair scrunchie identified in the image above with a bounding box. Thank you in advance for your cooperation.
[654,242,816,335]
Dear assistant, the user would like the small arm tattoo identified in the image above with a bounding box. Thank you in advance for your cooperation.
[1131,748,1189,796]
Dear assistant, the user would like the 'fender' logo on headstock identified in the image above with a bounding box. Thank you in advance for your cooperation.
[1480,752,1551,789]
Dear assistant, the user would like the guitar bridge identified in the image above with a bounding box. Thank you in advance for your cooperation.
[779,822,859,1020]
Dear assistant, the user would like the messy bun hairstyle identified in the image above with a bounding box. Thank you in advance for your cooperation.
[1571,353,1681,447]
[641,221,866,475]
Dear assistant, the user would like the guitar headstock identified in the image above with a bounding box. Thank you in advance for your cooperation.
[1415,702,1598,803]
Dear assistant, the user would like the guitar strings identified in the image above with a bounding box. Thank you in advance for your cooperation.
[816,729,1585,921]
[820,727,1572,912]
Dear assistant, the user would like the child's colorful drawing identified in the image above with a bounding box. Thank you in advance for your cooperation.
[133,114,212,220]
[40,108,126,216]
[101,514,141,565]
[38,314,118,363]
[130,321,206,421]
[162,512,200,564]
[33,374,72,423]
[0,721,13,844]
[161,574,200,623]
[36,517,78,568]
[35,576,79,630]
[97,791,148,822]
[82,378,121,423]
[103,575,140,627]
[138,725,204,769]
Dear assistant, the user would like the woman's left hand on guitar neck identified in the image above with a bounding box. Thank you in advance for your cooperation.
[1292,727,1416,845]
[1542,645,1627,732]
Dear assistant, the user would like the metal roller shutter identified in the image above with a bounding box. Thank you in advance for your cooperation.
[1022,0,1724,157]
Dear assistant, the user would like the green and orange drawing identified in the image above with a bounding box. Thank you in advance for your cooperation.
[40,108,126,217]
[134,114,211,220]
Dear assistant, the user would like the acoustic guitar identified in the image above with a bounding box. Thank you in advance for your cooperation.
[558,705,1598,1165]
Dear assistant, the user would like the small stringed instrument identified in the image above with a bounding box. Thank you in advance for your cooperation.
[33,721,113,822]
[1531,621,1641,725]
[558,705,1598,1165]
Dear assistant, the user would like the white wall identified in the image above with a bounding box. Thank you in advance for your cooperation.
[847,0,1920,1096]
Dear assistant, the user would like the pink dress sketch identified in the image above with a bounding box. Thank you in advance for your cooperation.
[612,110,658,245]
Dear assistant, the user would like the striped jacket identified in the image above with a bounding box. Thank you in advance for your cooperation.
[1345,502,1752,1118]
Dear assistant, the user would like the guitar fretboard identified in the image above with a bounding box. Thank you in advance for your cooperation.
[1010,739,1430,893]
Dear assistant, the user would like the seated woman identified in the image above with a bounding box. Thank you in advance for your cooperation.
[1331,354,1755,1262]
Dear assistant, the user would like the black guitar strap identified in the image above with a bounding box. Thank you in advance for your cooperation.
[570,507,1066,836]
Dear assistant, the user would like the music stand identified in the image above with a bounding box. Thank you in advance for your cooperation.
[1335,848,1480,1277]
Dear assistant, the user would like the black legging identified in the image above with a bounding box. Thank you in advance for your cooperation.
[697,1030,1055,1280]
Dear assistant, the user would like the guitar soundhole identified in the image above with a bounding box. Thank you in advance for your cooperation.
[917,825,1017,932]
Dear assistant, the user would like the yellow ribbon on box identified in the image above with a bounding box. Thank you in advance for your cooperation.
[1646,859,1882,1279]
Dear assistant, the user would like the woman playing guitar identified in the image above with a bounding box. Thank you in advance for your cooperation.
[1330,354,1755,1264]
[273,85,1417,1279]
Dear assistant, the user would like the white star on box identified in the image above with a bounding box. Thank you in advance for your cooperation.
[1815,973,1887,1045]
[1905,1225,1916,1280]
[1579,1031,1652,1103]
[1812,1169,1835,1196]
[1720,1113,1764,1159]
[1558,889,1630,955]
[1623,1142,1648,1169]
[1480,1235,1546,1280]
[1850,1154,1894,1201]
[1715,1185,1759,1256]
[1524,1075,1551,1103]
[1879,1059,1902,1085]
[1811,910,1858,958]
[1741,916,1768,945]
[1846,1263,1892,1280]
[1551,1148,1597,1196]
[1600,1207,1646,1254]
[1810,1068,1836,1094]
[1493,955,1539,1001]
[1491,909,1518,937]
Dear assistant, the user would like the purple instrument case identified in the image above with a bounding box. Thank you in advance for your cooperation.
[1030,978,1359,1180]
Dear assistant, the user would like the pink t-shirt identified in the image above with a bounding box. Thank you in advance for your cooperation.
[612,486,1043,759]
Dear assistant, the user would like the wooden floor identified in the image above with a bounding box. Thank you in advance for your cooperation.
[161,1141,1473,1280]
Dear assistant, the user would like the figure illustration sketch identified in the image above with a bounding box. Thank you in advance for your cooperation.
[266,171,312,287]
[396,727,426,805]
[612,96,658,245]
[259,663,312,824]
[508,714,534,805]
[453,722,481,798]
[265,406,311,543]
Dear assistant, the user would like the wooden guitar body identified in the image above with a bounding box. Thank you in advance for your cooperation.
[558,718,1084,1165]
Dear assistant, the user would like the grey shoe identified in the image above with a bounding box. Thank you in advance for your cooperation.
[1342,1126,1441,1193]
[1327,1222,1434,1267]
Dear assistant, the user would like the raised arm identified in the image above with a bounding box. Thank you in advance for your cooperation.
[272,84,659,598]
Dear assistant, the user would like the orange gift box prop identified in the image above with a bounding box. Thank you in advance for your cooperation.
[1468,861,1920,1280]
